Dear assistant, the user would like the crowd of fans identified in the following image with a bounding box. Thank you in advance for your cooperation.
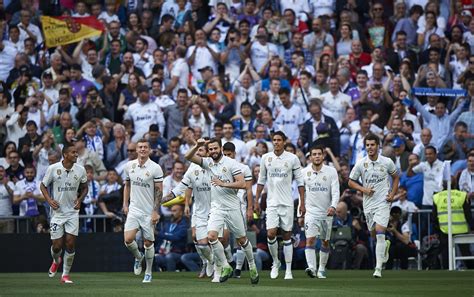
[0,0,473,271]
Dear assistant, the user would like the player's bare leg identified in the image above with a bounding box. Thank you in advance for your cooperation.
[304,236,317,278]
[142,239,155,283]
[237,236,259,284]
[373,224,389,278]
[60,234,76,283]
[267,228,281,279]
[124,229,144,276]
[49,238,63,278]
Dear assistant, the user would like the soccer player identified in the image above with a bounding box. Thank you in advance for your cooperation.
[348,133,399,278]
[123,139,164,283]
[301,145,339,279]
[185,138,259,284]
[40,145,88,284]
[222,142,254,278]
[256,131,304,280]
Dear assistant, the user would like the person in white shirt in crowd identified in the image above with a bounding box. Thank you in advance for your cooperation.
[303,17,335,60]
[188,95,215,138]
[291,71,321,114]
[245,124,274,153]
[132,38,154,79]
[161,160,185,218]
[77,121,106,161]
[232,59,260,114]
[6,105,28,147]
[0,165,15,233]
[445,42,469,89]
[250,26,279,74]
[266,78,282,113]
[13,165,44,217]
[412,128,433,162]
[5,26,24,53]
[150,79,175,111]
[17,10,43,47]
[165,46,189,99]
[275,88,304,145]
[186,29,220,84]
[40,71,59,105]
[458,153,474,200]
[98,0,120,24]
[392,186,419,216]
[221,121,248,162]
[0,38,17,82]
[72,1,90,18]
[320,77,352,124]
[407,145,444,208]
[124,85,165,143]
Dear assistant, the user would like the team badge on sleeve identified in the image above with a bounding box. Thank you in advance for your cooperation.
[364,163,368,168]
[222,167,227,173]
[307,172,311,177]
[57,169,61,176]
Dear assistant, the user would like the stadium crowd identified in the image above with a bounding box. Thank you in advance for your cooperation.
[0,0,473,272]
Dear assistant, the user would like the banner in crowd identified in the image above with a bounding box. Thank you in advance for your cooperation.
[411,88,467,97]
[41,16,105,48]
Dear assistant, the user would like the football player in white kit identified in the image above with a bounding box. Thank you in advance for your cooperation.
[348,133,399,278]
[300,145,339,279]
[222,142,254,278]
[40,145,88,284]
[255,131,305,280]
[122,139,164,283]
[185,138,259,284]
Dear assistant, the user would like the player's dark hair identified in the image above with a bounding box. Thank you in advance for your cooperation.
[278,88,290,96]
[149,124,159,132]
[222,142,236,152]
[84,164,94,172]
[363,133,380,146]
[24,164,36,171]
[207,138,222,148]
[310,145,325,154]
[62,144,75,156]
[272,131,287,141]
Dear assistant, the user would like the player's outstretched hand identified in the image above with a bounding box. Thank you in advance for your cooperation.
[123,205,129,216]
[151,210,160,225]
[196,138,209,147]
[49,199,60,210]
[73,199,81,210]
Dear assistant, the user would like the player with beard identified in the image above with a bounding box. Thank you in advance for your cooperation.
[185,138,259,284]
[300,145,339,278]
[348,133,399,278]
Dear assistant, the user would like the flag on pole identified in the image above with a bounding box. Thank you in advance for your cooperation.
[41,16,105,48]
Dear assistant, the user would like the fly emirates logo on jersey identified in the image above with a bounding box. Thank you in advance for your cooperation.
[57,181,78,192]
[195,182,211,192]
[269,168,289,178]
[365,174,385,185]
[132,177,151,188]
[308,182,329,193]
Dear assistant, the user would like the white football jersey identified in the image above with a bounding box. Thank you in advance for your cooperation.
[237,163,253,206]
[42,162,87,218]
[258,151,304,208]
[349,155,397,211]
[201,156,243,210]
[183,164,212,220]
[124,158,164,215]
[302,164,340,218]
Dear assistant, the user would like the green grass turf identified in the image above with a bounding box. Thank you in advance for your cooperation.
[0,270,473,297]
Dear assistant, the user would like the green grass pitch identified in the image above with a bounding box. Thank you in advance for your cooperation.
[0,271,473,297]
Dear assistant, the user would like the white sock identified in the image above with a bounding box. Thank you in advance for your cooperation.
[267,237,279,264]
[210,240,230,268]
[224,244,233,263]
[375,233,386,270]
[51,246,62,264]
[196,244,213,263]
[144,244,154,274]
[195,242,206,264]
[235,248,245,270]
[241,240,256,269]
[319,246,329,272]
[283,240,293,272]
[62,250,75,276]
[125,241,142,259]
[304,247,316,271]
[214,263,221,278]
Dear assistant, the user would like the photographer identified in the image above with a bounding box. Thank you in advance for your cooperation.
[385,206,417,270]
[76,86,110,125]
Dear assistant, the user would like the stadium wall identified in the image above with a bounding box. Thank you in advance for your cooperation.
[0,233,130,272]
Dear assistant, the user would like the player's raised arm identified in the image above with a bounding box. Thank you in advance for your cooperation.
[185,138,208,166]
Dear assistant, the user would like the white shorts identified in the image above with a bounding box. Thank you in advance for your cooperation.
[266,205,294,232]
[365,205,390,231]
[50,215,79,240]
[304,215,333,240]
[192,216,208,241]
[124,212,155,241]
[208,208,246,238]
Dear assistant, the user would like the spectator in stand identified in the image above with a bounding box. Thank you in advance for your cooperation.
[155,204,189,272]
[385,206,417,270]
[0,166,15,233]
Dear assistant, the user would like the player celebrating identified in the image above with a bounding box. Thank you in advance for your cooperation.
[301,145,339,279]
[348,133,399,278]
[222,142,254,278]
[123,139,164,283]
[40,145,88,284]
[256,131,304,280]
[185,138,259,284]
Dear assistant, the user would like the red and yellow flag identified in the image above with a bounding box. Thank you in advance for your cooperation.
[41,16,105,48]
